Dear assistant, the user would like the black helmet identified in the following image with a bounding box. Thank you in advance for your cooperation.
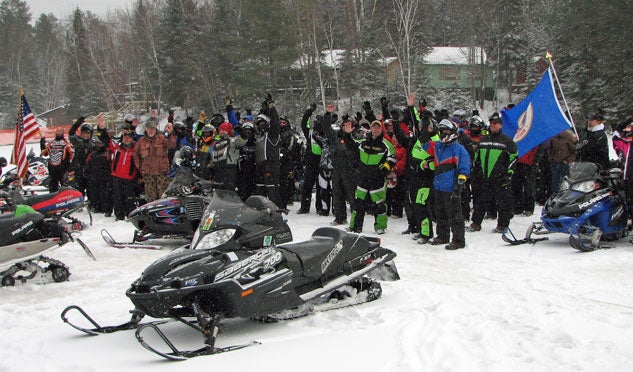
[80,123,93,135]
[437,119,458,143]
[469,115,484,135]
[179,146,194,167]
[210,114,224,126]
[0,156,6,167]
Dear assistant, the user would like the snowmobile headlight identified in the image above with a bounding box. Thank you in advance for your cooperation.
[571,180,597,193]
[195,229,236,250]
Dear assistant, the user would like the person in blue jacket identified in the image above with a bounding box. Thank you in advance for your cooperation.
[411,93,470,250]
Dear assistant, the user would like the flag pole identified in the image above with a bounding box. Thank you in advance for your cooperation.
[546,52,579,140]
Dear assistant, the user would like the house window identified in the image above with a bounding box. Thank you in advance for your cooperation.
[439,66,460,81]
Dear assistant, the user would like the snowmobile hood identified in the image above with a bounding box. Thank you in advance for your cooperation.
[543,189,611,218]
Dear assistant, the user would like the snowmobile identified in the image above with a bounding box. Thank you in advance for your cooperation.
[61,226,399,360]
[1,186,89,232]
[0,151,50,188]
[0,203,73,286]
[502,162,628,251]
[101,165,215,249]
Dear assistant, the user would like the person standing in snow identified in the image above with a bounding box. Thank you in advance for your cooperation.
[133,118,176,202]
[41,127,73,193]
[346,120,395,235]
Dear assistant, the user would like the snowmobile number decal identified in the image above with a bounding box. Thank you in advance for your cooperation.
[202,211,216,231]
[321,241,344,272]
[578,192,609,209]
[214,248,282,282]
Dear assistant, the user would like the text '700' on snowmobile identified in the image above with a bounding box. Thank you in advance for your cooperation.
[62,227,399,360]
[503,162,628,251]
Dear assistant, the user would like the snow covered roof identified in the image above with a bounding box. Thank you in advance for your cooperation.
[424,46,487,65]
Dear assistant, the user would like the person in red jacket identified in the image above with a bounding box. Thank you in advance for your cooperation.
[386,129,406,218]
[109,130,138,220]
[511,146,538,216]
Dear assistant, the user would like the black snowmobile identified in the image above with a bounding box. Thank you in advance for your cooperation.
[101,164,215,249]
[0,202,73,286]
[62,227,399,360]
[503,162,628,251]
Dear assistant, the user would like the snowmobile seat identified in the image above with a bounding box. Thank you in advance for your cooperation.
[278,227,347,278]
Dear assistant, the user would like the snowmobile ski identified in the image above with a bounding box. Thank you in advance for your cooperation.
[75,238,96,261]
[100,229,162,250]
[502,224,550,245]
[61,305,145,335]
[135,302,260,360]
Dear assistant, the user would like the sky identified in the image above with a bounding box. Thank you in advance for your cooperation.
[27,0,132,20]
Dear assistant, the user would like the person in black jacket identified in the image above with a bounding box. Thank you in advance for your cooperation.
[468,112,518,233]
[68,117,97,196]
[298,103,326,215]
[254,93,282,207]
[323,107,360,226]
[577,110,610,170]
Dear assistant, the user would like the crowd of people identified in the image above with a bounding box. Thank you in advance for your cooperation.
[34,93,632,251]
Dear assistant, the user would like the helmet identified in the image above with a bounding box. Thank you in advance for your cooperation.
[469,115,484,135]
[123,113,135,122]
[179,146,194,167]
[210,114,225,126]
[0,156,7,167]
[437,119,458,143]
[255,114,270,126]
[80,123,93,135]
[452,109,465,117]
[622,124,633,138]
[174,121,186,134]
[279,116,290,126]
[241,122,254,131]
[201,124,215,135]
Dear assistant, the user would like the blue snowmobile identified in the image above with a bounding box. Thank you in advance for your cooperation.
[503,162,628,251]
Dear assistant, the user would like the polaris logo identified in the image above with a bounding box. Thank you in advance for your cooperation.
[578,193,609,209]
[12,220,34,236]
[321,240,344,272]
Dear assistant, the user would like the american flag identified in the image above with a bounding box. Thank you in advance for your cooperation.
[10,91,40,178]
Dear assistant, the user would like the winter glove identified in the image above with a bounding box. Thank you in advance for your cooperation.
[452,175,467,199]
[380,96,389,110]
[379,162,392,176]
[362,101,372,111]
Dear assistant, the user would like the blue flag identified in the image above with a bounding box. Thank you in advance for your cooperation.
[501,68,572,157]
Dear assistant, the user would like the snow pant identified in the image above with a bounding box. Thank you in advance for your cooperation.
[48,164,67,193]
[512,163,535,214]
[143,174,171,202]
[461,179,472,220]
[386,180,404,218]
[112,177,137,220]
[433,190,465,246]
[299,154,323,213]
[401,175,417,231]
[279,160,295,210]
[87,176,113,214]
[237,163,256,201]
[407,176,433,239]
[331,165,356,222]
[214,164,237,191]
[471,179,514,228]
[317,169,332,215]
[70,168,88,196]
[255,160,281,207]
[549,162,569,195]
[350,177,387,232]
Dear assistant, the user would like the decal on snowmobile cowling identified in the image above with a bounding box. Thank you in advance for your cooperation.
[321,240,344,272]
[578,192,609,209]
[31,189,84,214]
[214,248,282,282]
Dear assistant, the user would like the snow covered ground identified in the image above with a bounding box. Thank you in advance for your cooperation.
[1,144,633,372]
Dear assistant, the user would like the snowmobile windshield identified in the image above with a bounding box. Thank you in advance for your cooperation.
[163,167,197,196]
[559,162,601,193]
[200,190,270,230]
[567,162,600,182]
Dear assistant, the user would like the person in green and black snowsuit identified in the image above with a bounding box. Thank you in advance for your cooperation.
[346,120,395,234]
[393,103,439,244]
[468,112,518,233]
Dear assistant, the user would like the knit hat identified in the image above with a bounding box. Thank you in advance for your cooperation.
[144,118,158,129]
